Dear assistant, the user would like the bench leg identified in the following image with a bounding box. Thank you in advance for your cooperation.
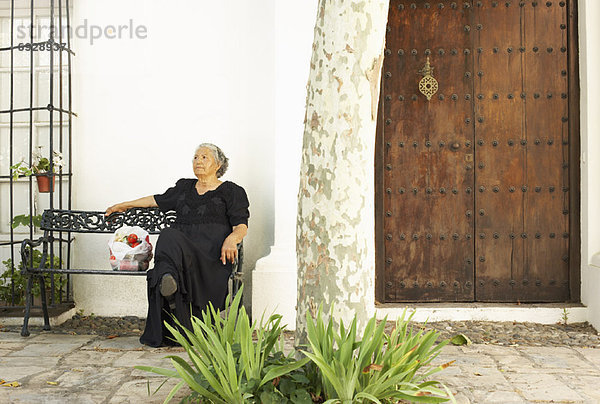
[232,276,240,297]
[21,275,34,337]
[38,275,51,331]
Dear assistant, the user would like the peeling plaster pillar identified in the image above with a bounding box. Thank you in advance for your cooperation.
[252,0,318,330]
[296,0,390,340]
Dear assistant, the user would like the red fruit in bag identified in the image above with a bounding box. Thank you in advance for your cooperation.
[126,234,138,246]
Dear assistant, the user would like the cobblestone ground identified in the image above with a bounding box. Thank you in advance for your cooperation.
[0,316,599,403]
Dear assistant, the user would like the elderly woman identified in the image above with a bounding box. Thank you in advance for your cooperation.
[106,143,249,347]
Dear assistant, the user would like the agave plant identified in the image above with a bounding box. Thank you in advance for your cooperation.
[135,287,309,403]
[302,307,455,403]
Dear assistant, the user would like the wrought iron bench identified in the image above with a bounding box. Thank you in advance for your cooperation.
[19,208,243,337]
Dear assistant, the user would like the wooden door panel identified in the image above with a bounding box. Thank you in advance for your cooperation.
[383,1,474,301]
[522,2,570,300]
[473,2,527,300]
[378,0,574,303]
[473,1,570,301]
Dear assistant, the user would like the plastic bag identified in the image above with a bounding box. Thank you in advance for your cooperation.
[108,226,153,271]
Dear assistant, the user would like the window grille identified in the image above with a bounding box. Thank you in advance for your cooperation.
[0,0,74,310]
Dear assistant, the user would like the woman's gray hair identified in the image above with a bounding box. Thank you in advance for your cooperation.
[195,143,229,178]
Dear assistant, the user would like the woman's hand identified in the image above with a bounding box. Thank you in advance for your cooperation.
[221,234,239,265]
[105,196,158,216]
[220,224,248,264]
[105,202,129,216]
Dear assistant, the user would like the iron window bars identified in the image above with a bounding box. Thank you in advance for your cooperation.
[0,0,75,309]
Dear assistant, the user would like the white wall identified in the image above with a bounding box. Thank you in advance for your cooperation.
[69,0,600,329]
[72,0,275,316]
[579,0,600,330]
[252,0,317,329]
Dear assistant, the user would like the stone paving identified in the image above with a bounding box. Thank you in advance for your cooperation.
[0,330,599,403]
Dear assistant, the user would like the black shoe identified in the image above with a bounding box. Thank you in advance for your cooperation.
[160,274,177,297]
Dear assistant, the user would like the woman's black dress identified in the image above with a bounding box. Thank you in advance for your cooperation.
[139,179,249,347]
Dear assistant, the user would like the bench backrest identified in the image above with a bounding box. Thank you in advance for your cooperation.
[40,208,176,234]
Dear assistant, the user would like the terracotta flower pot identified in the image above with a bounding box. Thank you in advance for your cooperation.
[36,174,55,193]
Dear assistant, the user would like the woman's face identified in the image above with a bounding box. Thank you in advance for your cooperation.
[193,147,221,178]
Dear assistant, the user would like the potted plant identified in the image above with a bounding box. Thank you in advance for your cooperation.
[10,146,65,193]
[0,250,65,306]
[0,214,67,307]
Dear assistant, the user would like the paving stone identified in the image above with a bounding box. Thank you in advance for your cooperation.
[0,326,597,403]
[142,345,186,354]
[82,336,144,351]
[557,375,600,402]
[505,373,585,402]
[53,366,131,389]
[0,365,50,382]
[1,389,108,403]
[518,346,598,373]
[28,333,95,345]
[450,392,472,404]
[439,367,511,391]
[575,347,600,369]
[429,362,464,377]
[61,349,126,367]
[0,355,59,367]
[472,390,525,403]
[109,378,191,403]
[116,350,172,373]
[112,350,145,367]
[461,344,520,356]
[493,353,538,372]
[7,343,82,357]
[0,342,28,350]
[439,344,465,355]
[435,353,496,367]
[516,346,576,356]
[0,331,28,342]
[24,368,68,387]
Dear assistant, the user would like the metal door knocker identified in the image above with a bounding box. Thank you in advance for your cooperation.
[418,56,438,101]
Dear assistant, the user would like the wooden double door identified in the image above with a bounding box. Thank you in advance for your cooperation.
[376,0,579,303]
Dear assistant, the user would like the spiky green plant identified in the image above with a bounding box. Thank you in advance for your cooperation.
[302,307,455,403]
[135,286,309,403]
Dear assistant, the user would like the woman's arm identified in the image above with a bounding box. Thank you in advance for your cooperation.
[105,196,158,216]
[220,224,248,265]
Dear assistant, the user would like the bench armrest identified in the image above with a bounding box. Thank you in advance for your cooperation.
[20,235,49,274]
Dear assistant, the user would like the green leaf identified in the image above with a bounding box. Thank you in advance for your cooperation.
[162,380,185,404]
[259,356,310,388]
[259,391,284,404]
[290,389,314,404]
[134,365,178,378]
[170,357,225,404]
[355,391,382,403]
[290,373,310,385]
[450,334,471,346]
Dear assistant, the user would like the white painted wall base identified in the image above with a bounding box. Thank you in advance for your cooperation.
[584,258,600,329]
[73,274,148,317]
[0,306,78,327]
[252,245,297,330]
[591,252,600,267]
[376,305,588,324]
